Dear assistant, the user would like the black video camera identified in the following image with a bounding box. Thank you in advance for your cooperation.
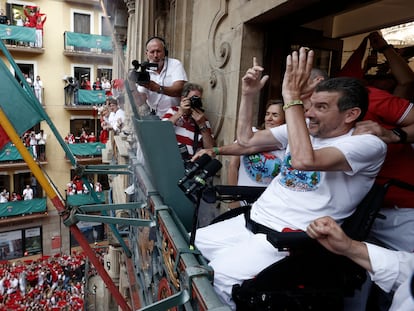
[131,60,158,84]
[189,95,204,111]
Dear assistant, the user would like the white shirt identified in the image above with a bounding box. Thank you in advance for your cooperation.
[237,127,285,187]
[23,187,33,200]
[251,125,387,231]
[137,57,187,117]
[366,243,414,311]
[35,132,47,144]
[108,108,125,132]
[34,79,43,90]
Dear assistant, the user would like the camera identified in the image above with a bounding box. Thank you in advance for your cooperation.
[132,60,158,84]
[189,95,204,111]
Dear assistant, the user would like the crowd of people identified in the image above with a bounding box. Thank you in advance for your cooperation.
[66,176,102,196]
[21,130,47,161]
[0,6,46,48]
[64,129,96,145]
[63,97,125,147]
[64,75,114,107]
[0,185,35,203]
[0,247,107,311]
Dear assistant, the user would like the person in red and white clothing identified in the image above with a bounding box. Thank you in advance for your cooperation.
[162,82,215,159]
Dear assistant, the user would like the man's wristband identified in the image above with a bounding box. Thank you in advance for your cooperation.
[157,85,164,94]
[213,147,220,155]
[283,100,303,111]
[391,127,407,143]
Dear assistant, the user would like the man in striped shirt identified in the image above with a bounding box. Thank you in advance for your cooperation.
[162,82,215,159]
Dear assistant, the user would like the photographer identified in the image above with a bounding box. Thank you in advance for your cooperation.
[162,82,215,158]
[129,36,188,117]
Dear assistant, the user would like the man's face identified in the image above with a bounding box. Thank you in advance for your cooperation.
[146,39,166,68]
[305,91,348,138]
[109,103,117,112]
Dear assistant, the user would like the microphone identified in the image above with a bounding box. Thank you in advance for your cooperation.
[185,159,222,195]
[178,154,212,185]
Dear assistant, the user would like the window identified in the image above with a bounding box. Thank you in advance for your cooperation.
[6,2,24,26]
[70,118,97,142]
[74,66,92,89]
[70,222,105,247]
[0,227,43,260]
[16,62,34,88]
[72,10,93,52]
[101,15,112,36]
[24,227,42,256]
[74,12,91,34]
[97,67,112,82]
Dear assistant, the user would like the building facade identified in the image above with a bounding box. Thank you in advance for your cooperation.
[0,0,122,258]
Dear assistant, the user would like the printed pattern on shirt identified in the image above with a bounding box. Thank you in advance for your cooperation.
[278,153,321,191]
[242,152,282,185]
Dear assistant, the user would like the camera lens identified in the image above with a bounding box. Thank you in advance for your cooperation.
[190,96,203,111]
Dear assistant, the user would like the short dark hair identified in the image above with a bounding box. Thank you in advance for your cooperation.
[182,82,203,97]
[108,98,118,106]
[315,77,368,121]
[266,99,284,110]
[310,68,329,81]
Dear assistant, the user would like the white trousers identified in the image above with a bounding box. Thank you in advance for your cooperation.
[369,207,414,252]
[195,214,288,310]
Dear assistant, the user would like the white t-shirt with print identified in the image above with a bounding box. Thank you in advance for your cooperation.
[237,128,285,186]
[250,124,387,231]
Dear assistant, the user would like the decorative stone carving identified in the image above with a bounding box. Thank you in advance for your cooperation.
[207,0,230,138]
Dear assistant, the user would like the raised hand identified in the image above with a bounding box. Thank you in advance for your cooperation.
[282,47,314,101]
[241,57,269,97]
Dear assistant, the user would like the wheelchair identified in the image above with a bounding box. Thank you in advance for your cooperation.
[207,180,414,311]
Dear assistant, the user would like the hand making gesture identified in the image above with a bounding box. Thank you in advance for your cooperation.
[282,47,314,102]
[241,57,269,97]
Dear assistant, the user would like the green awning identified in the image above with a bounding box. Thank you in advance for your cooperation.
[66,191,106,207]
[0,24,36,42]
[0,143,34,161]
[78,89,106,105]
[67,142,105,156]
[65,31,112,50]
[0,198,47,217]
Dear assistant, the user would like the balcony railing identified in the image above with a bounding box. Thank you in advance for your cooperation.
[66,191,106,207]
[64,89,107,107]
[0,198,47,218]
[63,31,112,57]
[0,143,34,162]
[0,24,44,52]
[67,142,106,157]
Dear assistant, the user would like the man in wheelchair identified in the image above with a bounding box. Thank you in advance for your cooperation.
[194,48,387,309]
